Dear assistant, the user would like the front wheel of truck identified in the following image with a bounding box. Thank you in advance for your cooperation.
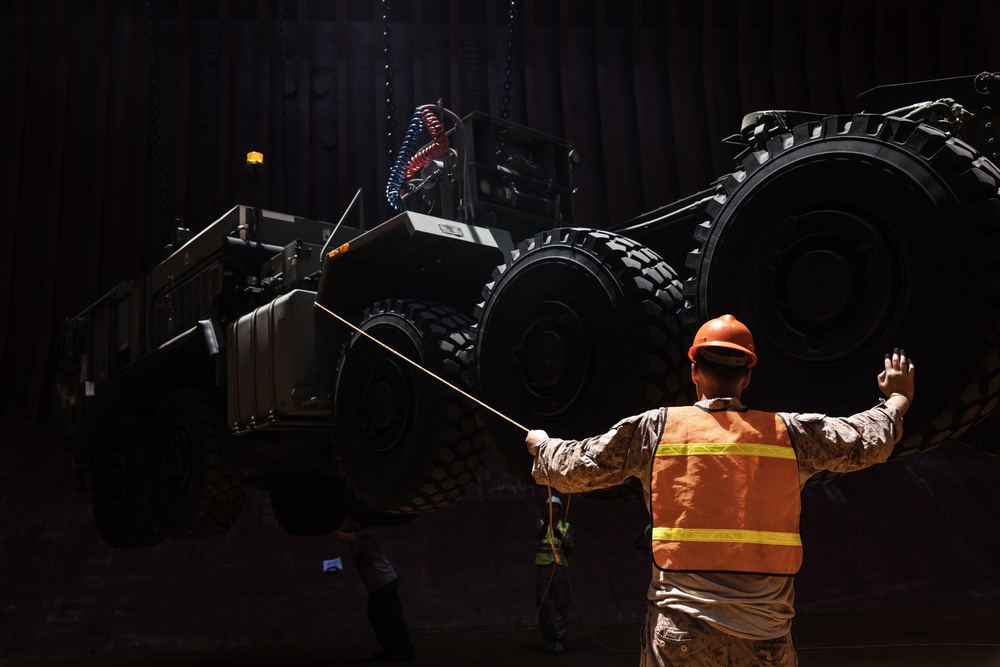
[333,299,489,514]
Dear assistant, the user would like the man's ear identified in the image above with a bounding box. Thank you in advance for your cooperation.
[740,369,752,390]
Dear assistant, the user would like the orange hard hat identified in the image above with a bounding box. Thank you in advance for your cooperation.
[688,314,757,368]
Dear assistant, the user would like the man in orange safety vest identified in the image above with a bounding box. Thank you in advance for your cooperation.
[525,314,915,667]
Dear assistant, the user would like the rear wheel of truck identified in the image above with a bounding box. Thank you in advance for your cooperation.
[90,416,164,549]
[333,299,488,513]
[475,228,691,487]
[147,388,246,537]
[684,113,1000,461]
[957,412,1000,457]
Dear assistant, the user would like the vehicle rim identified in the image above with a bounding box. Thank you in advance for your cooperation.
[147,388,245,537]
[334,299,488,513]
[360,357,414,455]
[158,425,195,500]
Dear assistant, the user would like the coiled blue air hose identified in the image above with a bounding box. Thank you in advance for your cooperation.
[386,110,426,211]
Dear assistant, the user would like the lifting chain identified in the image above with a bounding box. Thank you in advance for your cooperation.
[383,2,513,150]
[500,0,517,120]
[383,0,397,159]
[277,0,290,213]
[142,0,169,250]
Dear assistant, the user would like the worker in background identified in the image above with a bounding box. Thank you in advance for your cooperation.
[534,494,575,656]
[331,517,415,663]
[524,314,915,666]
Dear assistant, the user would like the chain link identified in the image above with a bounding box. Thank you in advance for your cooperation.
[142,0,168,249]
[277,0,290,213]
[500,0,517,120]
[384,0,397,159]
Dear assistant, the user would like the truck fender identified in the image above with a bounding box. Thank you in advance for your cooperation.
[156,319,221,357]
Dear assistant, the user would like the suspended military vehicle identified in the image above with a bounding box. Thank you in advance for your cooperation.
[56,72,1000,549]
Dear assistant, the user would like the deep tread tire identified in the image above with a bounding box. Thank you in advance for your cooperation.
[90,417,165,549]
[333,299,488,513]
[957,410,1000,457]
[684,114,1000,459]
[475,227,691,481]
[147,388,246,537]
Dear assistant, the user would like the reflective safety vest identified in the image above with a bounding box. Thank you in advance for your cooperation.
[651,405,802,576]
[535,519,571,566]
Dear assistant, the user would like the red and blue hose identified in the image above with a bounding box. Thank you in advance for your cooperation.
[386,106,450,211]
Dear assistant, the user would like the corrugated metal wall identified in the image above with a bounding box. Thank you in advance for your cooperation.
[2,3,1000,662]
[3,0,1000,430]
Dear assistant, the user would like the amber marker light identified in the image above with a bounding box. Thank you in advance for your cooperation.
[327,242,350,259]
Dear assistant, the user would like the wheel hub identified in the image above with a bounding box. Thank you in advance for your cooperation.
[364,379,397,429]
[511,301,593,418]
[523,329,570,388]
[752,209,897,361]
[104,451,130,509]
[783,248,855,324]
[360,358,411,454]
[159,427,194,498]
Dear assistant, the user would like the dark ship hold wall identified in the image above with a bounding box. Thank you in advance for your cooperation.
[2,2,999,663]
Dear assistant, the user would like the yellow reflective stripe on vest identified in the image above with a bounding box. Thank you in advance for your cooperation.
[536,520,570,566]
[654,442,796,460]
[652,527,802,546]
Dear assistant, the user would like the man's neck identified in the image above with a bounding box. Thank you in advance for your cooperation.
[697,386,743,402]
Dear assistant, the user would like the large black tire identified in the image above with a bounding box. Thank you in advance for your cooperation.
[333,299,489,513]
[957,411,1000,457]
[685,113,1000,458]
[475,227,691,482]
[147,388,246,537]
[90,416,165,549]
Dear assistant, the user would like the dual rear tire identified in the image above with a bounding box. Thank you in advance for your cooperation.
[332,231,690,504]
[89,388,246,548]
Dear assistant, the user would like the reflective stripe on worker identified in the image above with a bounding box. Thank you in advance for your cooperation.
[536,519,571,567]
[651,405,802,576]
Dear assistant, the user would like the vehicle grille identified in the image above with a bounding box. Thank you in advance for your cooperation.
[152,263,222,347]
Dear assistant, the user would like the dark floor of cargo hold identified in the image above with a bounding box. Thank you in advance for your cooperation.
[3,417,999,667]
[11,606,1000,667]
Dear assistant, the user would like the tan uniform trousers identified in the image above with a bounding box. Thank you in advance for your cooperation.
[641,603,797,667]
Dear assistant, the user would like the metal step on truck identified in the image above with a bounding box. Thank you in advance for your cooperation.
[57,73,1000,549]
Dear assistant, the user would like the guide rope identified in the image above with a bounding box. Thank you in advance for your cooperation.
[313,301,529,433]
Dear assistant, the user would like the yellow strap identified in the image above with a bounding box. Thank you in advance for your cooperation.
[652,527,802,546]
[655,442,796,460]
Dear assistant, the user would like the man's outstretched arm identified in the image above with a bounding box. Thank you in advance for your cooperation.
[788,348,916,479]
[524,409,663,493]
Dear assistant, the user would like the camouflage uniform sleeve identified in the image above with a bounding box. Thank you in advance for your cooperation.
[530,408,665,494]
[781,402,904,483]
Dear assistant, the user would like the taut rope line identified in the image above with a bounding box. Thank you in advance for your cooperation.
[314,301,530,433]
